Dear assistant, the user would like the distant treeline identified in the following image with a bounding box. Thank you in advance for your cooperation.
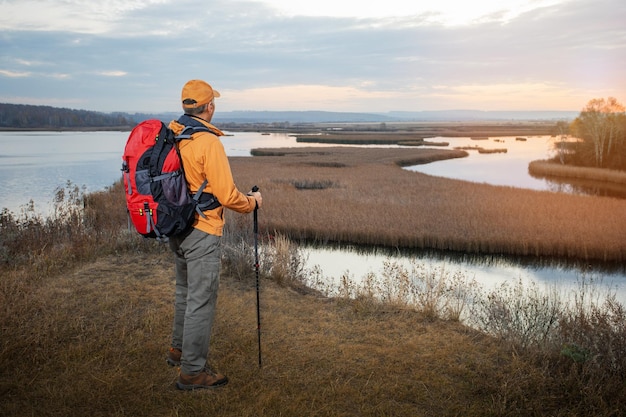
[0,103,137,129]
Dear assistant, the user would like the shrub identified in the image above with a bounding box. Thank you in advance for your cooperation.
[292,179,338,190]
[558,276,626,379]
[222,212,256,281]
[222,212,306,288]
[468,278,562,350]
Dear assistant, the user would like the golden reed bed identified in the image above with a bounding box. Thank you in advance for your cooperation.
[230,146,626,263]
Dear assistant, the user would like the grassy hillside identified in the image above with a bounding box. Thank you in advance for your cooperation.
[0,252,501,416]
[5,250,624,417]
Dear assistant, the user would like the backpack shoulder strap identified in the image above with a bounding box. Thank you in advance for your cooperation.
[177,125,211,140]
[173,115,223,214]
[148,121,172,177]
[176,114,223,139]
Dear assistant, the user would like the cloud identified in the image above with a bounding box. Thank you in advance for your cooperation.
[0,0,623,113]
[222,84,397,111]
[0,0,169,33]
[97,71,128,77]
[250,0,567,26]
[0,69,31,77]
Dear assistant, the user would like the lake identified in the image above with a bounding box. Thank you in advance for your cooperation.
[1,130,624,305]
[0,130,315,214]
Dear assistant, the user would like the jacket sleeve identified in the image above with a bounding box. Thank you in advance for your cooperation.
[202,136,256,214]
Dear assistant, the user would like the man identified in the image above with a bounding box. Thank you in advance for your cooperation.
[165,79,262,390]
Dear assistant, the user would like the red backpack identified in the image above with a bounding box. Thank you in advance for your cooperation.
[121,119,220,241]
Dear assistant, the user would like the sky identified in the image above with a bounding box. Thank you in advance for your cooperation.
[0,0,624,114]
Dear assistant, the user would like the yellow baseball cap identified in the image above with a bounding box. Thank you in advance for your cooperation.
[181,79,220,108]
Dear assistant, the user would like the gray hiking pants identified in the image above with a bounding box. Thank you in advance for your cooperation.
[168,228,222,375]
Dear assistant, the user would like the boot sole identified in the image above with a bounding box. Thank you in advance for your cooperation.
[175,378,228,390]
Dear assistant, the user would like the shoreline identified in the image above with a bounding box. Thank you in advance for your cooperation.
[0,126,134,132]
[0,120,558,135]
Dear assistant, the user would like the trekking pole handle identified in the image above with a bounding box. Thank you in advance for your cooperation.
[250,186,259,233]
[249,185,260,213]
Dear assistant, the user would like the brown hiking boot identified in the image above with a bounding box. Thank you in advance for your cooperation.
[166,347,181,367]
[176,367,229,390]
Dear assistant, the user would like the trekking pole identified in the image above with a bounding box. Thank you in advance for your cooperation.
[250,185,262,368]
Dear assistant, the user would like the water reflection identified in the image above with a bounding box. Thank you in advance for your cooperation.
[530,172,626,199]
[302,245,626,306]
[405,136,555,191]
[220,131,335,156]
[0,131,129,214]
[406,135,626,198]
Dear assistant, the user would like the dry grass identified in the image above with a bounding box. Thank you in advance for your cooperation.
[230,147,626,263]
[477,148,507,154]
[454,145,508,154]
[3,242,625,416]
[3,250,616,417]
[529,160,626,185]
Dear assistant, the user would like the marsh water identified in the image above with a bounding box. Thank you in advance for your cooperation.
[1,130,624,304]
